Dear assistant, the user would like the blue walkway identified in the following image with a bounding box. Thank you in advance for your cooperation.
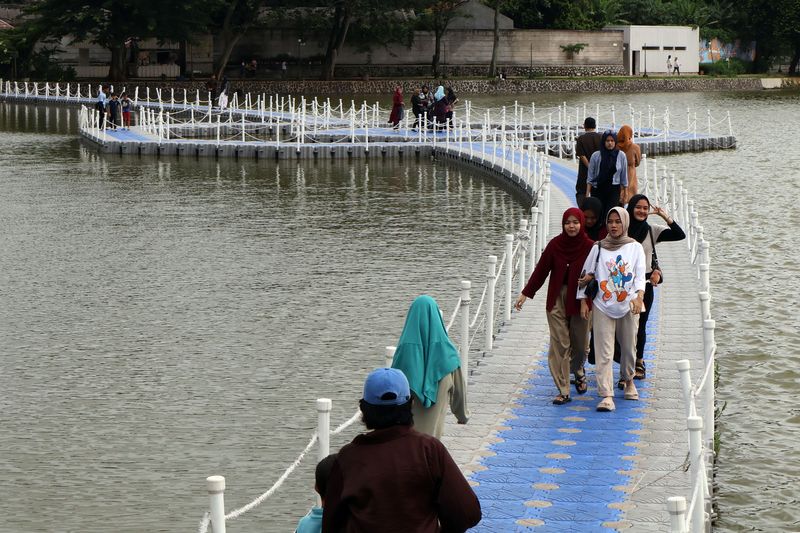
[464,158,663,531]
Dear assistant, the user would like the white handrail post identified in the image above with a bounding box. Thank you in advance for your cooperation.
[530,206,539,269]
[543,162,552,239]
[486,256,497,351]
[206,476,227,533]
[702,319,716,448]
[518,219,528,292]
[698,291,711,321]
[667,496,688,533]
[459,281,471,375]
[504,234,513,321]
[676,360,694,418]
[385,346,396,367]
[687,416,706,533]
[699,263,710,294]
[316,398,332,506]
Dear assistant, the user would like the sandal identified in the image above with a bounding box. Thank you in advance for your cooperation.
[634,361,646,380]
[575,376,588,395]
[552,394,572,405]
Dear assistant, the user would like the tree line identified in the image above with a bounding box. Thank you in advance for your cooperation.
[0,0,797,81]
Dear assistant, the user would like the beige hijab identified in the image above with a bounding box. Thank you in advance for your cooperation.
[600,206,637,251]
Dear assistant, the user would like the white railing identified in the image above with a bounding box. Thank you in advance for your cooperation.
[0,81,736,154]
[640,157,716,533]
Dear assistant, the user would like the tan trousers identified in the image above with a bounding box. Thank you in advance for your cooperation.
[593,307,639,398]
[411,367,468,440]
[546,286,590,396]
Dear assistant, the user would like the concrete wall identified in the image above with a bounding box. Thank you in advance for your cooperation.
[235,28,624,68]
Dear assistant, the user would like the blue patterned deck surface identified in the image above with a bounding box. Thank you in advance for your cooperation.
[464,158,665,531]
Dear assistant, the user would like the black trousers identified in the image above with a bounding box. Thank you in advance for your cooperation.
[636,282,655,362]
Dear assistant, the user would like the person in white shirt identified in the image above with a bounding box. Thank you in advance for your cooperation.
[666,55,673,74]
[577,207,646,412]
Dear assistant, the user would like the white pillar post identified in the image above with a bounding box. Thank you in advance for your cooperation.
[316,398,332,462]
[504,234,513,322]
[698,291,711,321]
[687,416,706,533]
[667,496,688,533]
[485,256,497,351]
[206,476,227,533]
[459,280,471,375]
[530,206,539,268]
[702,319,716,448]
[385,346,396,368]
[518,219,528,293]
[676,359,694,418]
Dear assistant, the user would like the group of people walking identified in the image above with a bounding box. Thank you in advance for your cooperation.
[516,116,685,412]
[388,84,459,129]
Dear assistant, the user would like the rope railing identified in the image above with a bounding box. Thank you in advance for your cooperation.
[643,155,717,533]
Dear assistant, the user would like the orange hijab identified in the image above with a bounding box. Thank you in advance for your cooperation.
[617,124,633,152]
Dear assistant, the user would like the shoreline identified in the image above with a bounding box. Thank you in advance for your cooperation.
[59,76,800,95]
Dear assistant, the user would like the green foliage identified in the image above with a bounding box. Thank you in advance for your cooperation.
[560,43,588,56]
[699,57,750,76]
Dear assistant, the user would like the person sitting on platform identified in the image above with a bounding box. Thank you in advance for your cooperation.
[295,454,337,533]
[391,295,468,439]
[431,85,448,126]
[322,368,481,532]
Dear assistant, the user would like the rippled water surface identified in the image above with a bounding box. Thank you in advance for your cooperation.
[1,89,798,532]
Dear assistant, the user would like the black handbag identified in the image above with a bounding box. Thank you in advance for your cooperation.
[584,243,601,299]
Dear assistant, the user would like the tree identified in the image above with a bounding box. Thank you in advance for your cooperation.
[23,0,212,81]
[417,0,468,77]
[209,0,267,79]
[483,0,511,77]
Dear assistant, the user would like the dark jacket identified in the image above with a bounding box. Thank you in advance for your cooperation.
[322,425,481,532]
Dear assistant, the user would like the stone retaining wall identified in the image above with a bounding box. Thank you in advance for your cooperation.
[110,76,765,96]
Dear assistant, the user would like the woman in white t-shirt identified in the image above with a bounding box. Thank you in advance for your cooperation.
[577,207,646,412]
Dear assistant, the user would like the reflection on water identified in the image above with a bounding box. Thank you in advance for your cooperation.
[0,103,524,532]
[2,90,799,531]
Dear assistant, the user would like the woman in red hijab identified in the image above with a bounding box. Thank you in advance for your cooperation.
[514,208,595,403]
[388,86,404,129]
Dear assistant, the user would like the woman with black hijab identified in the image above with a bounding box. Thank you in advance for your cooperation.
[625,194,686,380]
[581,196,607,242]
[586,131,628,218]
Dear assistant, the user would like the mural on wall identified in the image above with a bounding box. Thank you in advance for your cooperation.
[699,39,756,63]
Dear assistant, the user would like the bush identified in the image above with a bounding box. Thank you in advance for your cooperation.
[699,58,750,77]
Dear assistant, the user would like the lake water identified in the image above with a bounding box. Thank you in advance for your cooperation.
[1,89,798,532]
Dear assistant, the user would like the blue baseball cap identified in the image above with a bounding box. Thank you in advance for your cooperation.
[362,368,411,406]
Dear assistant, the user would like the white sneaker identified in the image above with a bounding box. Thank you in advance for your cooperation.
[596,397,615,412]
[624,381,639,400]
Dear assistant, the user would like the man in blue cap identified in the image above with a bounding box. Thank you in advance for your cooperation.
[322,368,481,532]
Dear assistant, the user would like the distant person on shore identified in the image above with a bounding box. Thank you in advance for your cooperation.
[321,368,481,532]
[281,60,288,78]
[120,92,132,129]
[616,125,641,203]
[575,117,603,207]
[388,85,404,129]
[515,207,595,403]
[666,55,673,75]
[582,196,607,241]
[445,86,458,124]
[432,85,448,125]
[391,295,468,439]
[577,207,646,412]
[673,57,681,75]
[205,75,217,100]
[295,454,337,533]
[625,194,685,382]
[587,131,628,218]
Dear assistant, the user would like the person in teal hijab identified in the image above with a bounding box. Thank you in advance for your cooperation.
[434,85,445,102]
[392,295,469,439]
